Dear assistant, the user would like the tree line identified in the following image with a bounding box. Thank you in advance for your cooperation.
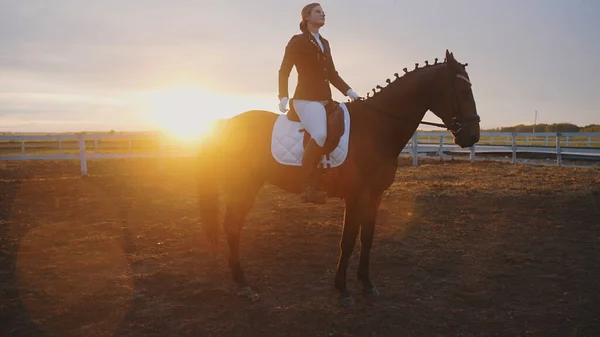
[482,123,600,133]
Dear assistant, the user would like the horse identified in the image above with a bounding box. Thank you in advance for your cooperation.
[196,49,481,307]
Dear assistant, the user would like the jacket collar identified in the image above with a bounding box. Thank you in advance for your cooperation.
[302,30,328,55]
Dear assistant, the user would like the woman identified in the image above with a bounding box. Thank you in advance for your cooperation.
[278,2,360,204]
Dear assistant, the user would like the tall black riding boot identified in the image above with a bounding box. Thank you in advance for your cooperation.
[301,138,327,204]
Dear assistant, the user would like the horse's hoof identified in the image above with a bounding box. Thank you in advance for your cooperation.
[363,286,380,298]
[236,286,259,301]
[339,295,356,308]
[247,292,260,302]
[236,286,252,297]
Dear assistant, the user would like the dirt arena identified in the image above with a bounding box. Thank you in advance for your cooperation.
[1,158,599,336]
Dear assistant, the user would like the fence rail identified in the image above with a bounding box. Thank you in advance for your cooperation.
[1,132,599,176]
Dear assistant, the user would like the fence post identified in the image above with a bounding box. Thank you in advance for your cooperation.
[412,133,418,166]
[470,144,476,163]
[439,135,444,161]
[78,134,88,176]
[556,132,562,166]
[511,132,517,164]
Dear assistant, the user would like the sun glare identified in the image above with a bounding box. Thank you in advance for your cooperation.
[143,85,276,143]
[145,87,223,142]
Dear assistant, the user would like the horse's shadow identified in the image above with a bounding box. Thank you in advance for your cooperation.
[0,179,45,336]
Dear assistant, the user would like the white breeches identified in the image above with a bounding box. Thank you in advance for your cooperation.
[293,99,327,147]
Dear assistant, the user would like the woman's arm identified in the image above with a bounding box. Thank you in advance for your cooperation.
[278,36,298,100]
[326,47,351,96]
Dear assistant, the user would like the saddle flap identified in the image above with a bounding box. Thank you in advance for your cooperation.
[300,101,345,156]
[270,102,350,169]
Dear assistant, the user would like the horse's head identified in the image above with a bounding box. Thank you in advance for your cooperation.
[428,50,480,148]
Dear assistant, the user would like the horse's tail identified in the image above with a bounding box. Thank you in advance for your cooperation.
[196,125,224,252]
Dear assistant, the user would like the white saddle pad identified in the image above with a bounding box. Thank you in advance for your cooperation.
[271,103,350,168]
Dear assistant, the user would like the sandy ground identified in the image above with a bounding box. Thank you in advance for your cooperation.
[1,158,599,336]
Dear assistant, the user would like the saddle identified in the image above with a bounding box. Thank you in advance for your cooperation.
[286,99,345,156]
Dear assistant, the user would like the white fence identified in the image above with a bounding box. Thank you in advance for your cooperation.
[403,131,600,168]
[1,131,599,176]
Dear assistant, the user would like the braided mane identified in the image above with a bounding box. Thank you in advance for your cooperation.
[362,57,468,99]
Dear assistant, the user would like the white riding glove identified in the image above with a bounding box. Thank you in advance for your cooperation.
[346,89,360,101]
[279,97,289,113]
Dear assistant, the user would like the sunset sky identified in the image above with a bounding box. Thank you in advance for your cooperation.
[1,0,599,133]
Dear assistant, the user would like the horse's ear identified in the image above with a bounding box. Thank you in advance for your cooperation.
[445,49,464,72]
[445,49,455,62]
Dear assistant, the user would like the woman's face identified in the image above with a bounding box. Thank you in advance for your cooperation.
[306,5,325,27]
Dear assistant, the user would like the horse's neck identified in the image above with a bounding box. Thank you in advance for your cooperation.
[360,71,436,159]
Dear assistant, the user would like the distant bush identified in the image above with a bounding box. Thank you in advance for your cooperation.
[483,123,599,133]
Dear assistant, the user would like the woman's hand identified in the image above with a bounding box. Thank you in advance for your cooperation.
[346,89,360,101]
[279,97,289,113]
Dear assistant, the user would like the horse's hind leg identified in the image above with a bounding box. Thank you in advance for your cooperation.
[223,176,262,301]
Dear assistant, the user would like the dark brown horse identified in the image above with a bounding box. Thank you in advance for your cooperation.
[196,50,480,307]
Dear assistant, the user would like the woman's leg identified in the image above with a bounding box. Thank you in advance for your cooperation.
[293,100,327,147]
[292,100,328,204]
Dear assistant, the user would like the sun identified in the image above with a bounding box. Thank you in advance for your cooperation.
[145,87,227,142]
[143,85,276,143]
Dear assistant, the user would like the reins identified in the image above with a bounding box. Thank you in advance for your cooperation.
[354,99,448,129]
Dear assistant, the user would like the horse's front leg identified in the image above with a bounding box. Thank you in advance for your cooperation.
[357,193,382,298]
[334,198,361,307]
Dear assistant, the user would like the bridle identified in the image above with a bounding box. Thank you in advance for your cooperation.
[355,72,481,136]
[432,73,480,135]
